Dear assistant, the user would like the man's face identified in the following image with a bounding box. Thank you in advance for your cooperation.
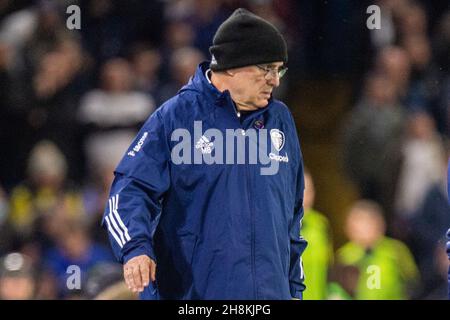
[345,209,385,248]
[228,62,284,110]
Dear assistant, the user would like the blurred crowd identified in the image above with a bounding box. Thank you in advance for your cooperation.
[339,0,450,299]
[0,0,448,299]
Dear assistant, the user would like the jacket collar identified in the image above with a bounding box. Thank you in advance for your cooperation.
[178,62,274,129]
[179,61,226,103]
[182,61,275,107]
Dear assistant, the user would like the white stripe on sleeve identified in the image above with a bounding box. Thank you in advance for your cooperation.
[105,215,123,248]
[299,257,305,280]
[108,197,126,245]
[113,194,131,242]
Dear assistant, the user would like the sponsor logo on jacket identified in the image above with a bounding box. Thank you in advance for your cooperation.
[195,135,214,154]
[171,121,289,175]
[270,129,285,151]
[128,132,148,157]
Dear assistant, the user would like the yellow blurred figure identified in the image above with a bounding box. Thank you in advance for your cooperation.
[337,200,419,299]
[302,170,334,300]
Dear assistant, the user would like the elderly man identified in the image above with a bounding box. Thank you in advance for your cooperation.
[102,8,307,300]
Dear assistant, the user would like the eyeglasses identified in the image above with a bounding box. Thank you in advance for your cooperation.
[256,64,288,79]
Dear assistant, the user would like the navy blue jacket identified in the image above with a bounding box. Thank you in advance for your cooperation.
[102,62,307,299]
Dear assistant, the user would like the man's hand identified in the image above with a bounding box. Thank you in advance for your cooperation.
[123,255,156,293]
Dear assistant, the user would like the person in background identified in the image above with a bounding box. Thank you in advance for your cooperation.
[78,57,155,181]
[301,169,333,300]
[341,71,405,212]
[7,140,83,237]
[326,263,359,300]
[0,252,36,300]
[155,46,204,106]
[43,213,114,299]
[337,200,419,299]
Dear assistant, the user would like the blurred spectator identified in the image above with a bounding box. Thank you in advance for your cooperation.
[157,17,196,84]
[401,35,434,111]
[8,140,83,238]
[368,0,399,49]
[401,34,446,134]
[337,200,419,300]
[169,46,204,86]
[407,150,450,298]
[0,252,36,299]
[129,43,162,97]
[78,58,155,175]
[163,18,195,52]
[375,46,411,101]
[402,35,431,77]
[43,214,114,298]
[341,72,405,210]
[326,263,359,300]
[156,46,204,105]
[301,169,333,300]
[396,2,428,37]
[25,35,87,182]
[31,40,81,99]
[394,112,446,219]
[20,1,74,73]
[0,3,37,71]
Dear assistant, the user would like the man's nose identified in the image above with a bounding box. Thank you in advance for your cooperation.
[267,74,280,87]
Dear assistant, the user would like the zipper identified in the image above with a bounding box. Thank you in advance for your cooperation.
[240,116,257,299]
[232,98,256,298]
[225,94,257,297]
[245,160,257,299]
[231,101,241,119]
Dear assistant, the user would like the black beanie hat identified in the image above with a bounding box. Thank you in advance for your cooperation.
[209,8,287,71]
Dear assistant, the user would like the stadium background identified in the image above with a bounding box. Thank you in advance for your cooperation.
[0,0,448,299]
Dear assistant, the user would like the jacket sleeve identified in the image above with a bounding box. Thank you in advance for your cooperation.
[101,111,171,264]
[289,136,308,299]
